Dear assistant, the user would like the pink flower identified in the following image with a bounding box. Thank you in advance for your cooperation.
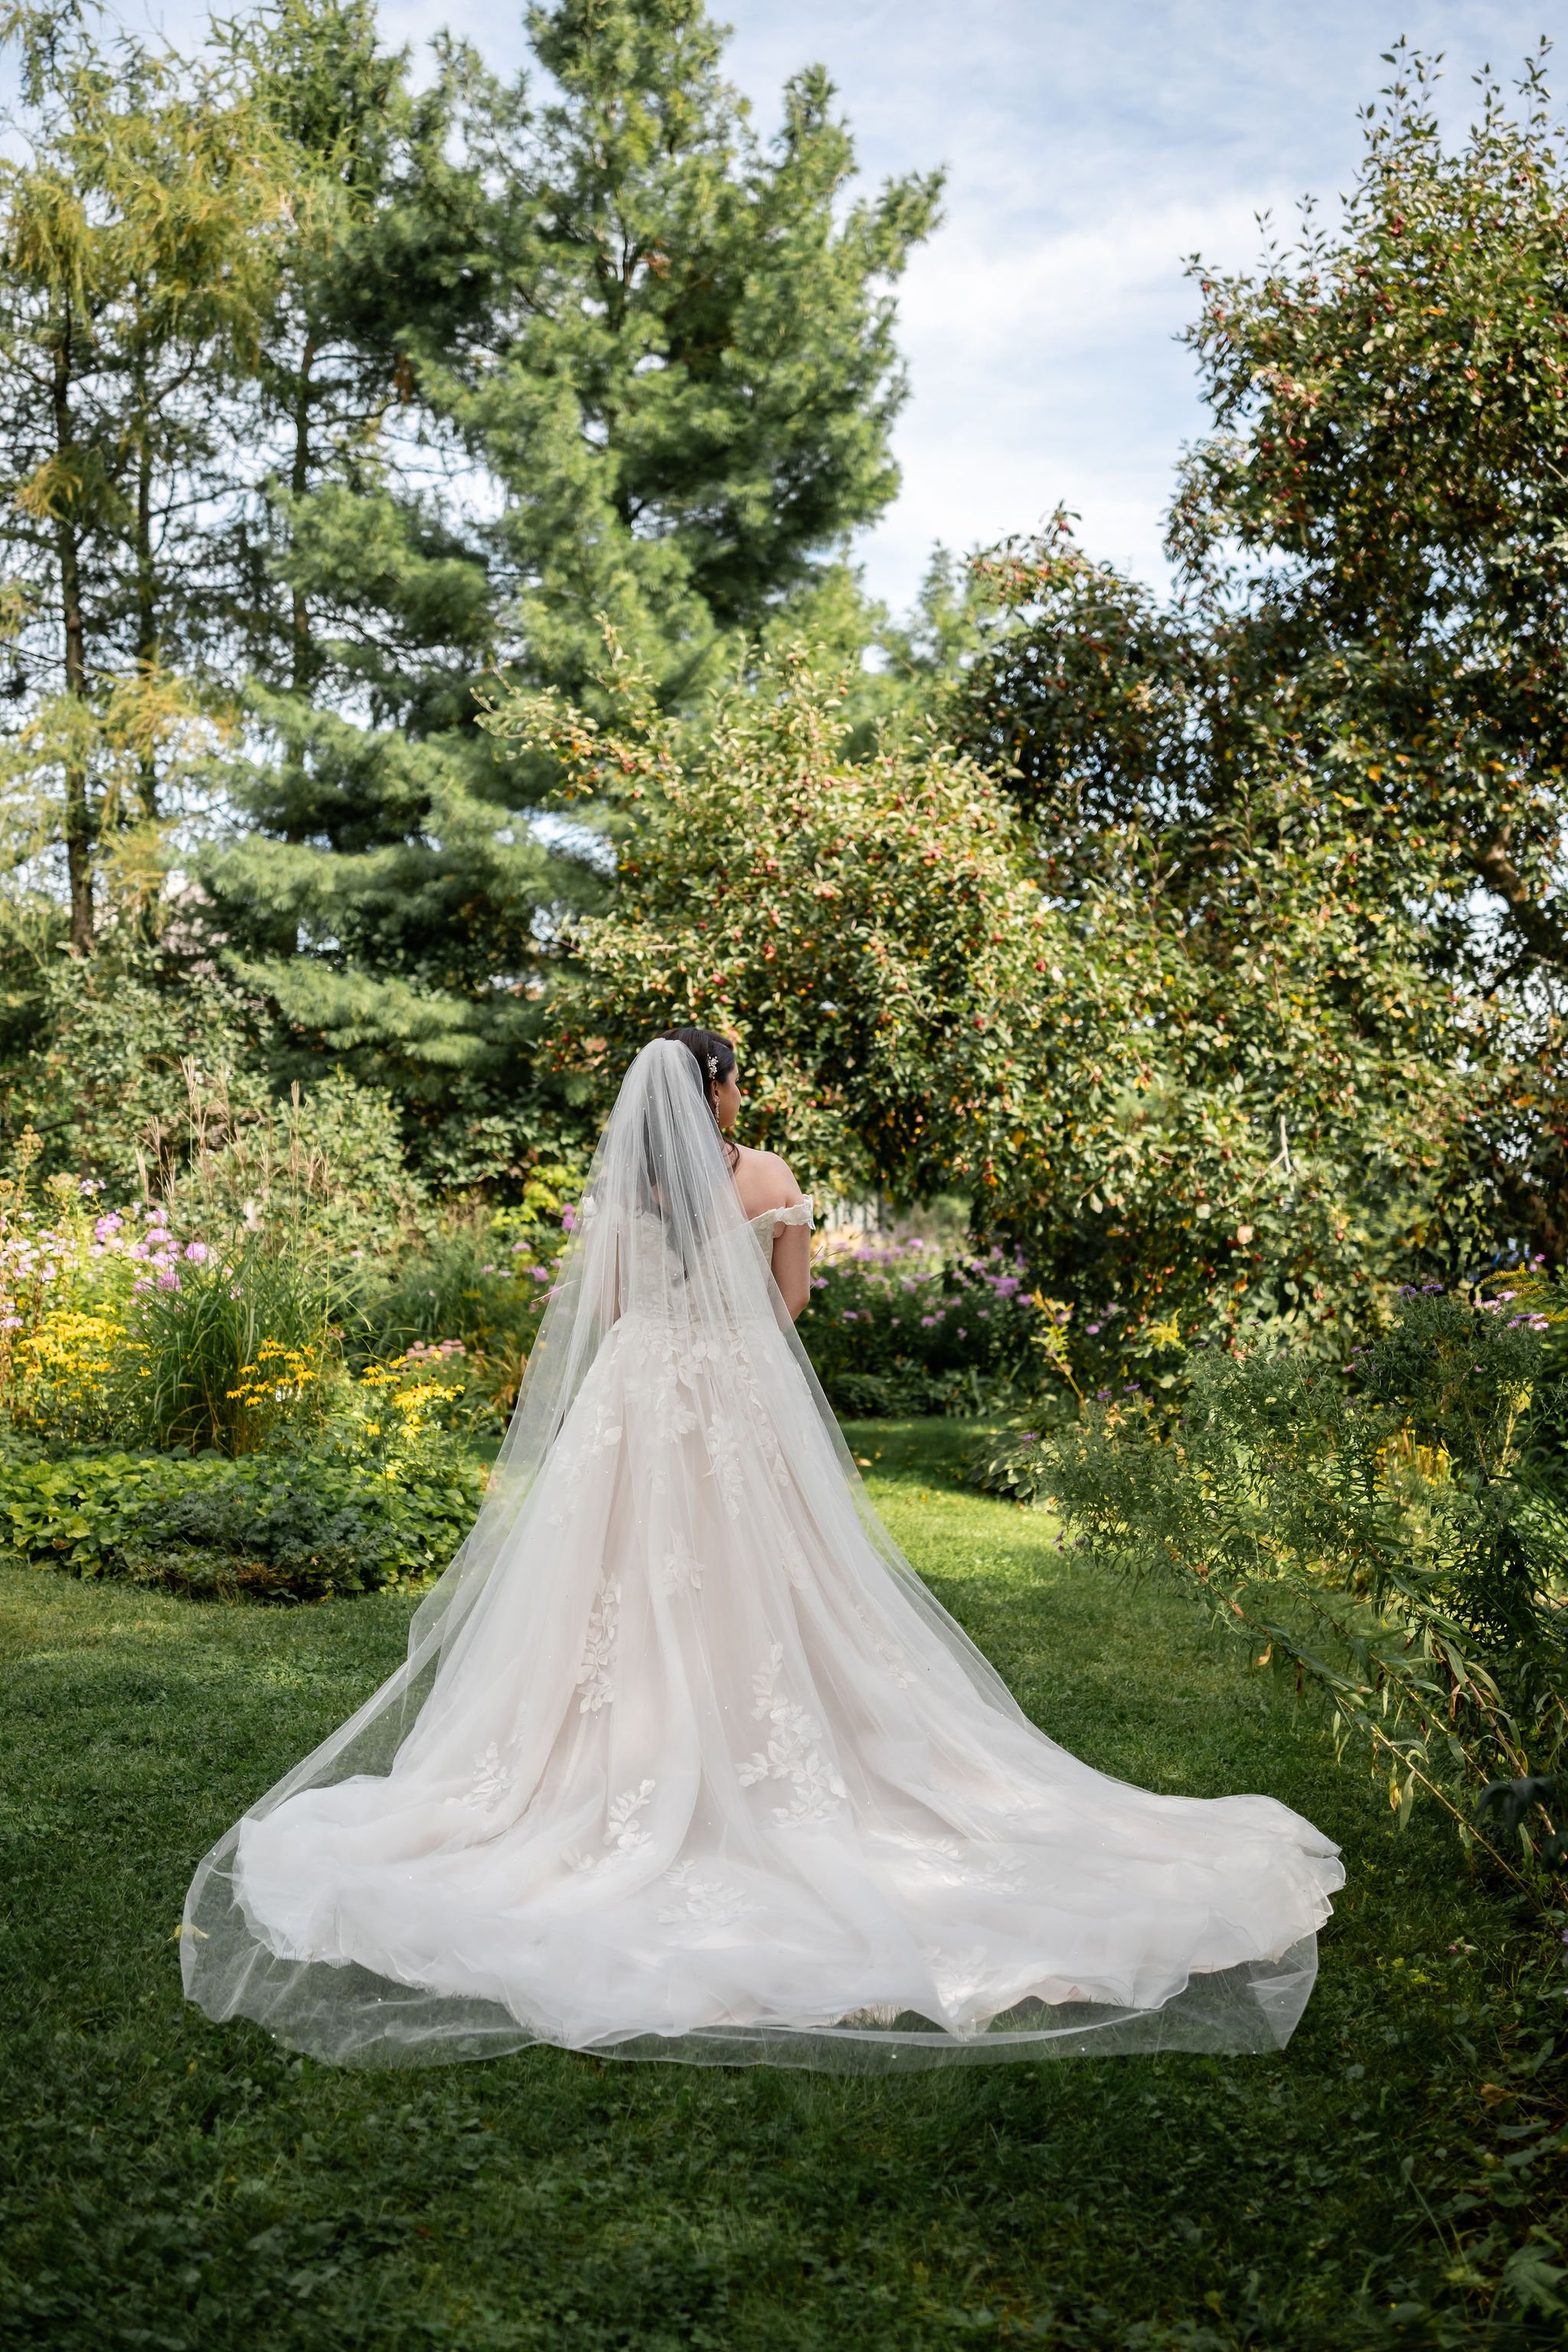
[184,1241,209,1263]
[560,1205,577,1233]
[157,1269,181,1291]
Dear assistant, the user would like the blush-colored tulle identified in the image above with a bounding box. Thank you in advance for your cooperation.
[182,1041,1343,2069]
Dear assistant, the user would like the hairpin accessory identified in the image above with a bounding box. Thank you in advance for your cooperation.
[707,1054,718,1079]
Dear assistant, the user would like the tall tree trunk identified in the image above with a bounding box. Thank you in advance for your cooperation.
[289,328,317,695]
[52,318,93,954]
[134,362,158,824]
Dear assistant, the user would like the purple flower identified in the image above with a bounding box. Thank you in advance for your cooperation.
[157,1269,181,1291]
[920,1315,937,1328]
[560,1205,577,1233]
[531,1266,550,1283]
[1019,1432,1037,1445]
[184,1241,209,1263]
[1086,1322,1101,1334]
[957,1328,968,1340]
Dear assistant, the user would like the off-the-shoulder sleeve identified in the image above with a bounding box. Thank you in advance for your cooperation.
[773,1195,814,1231]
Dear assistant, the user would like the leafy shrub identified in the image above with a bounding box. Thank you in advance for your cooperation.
[0,1444,484,1599]
[969,1420,1055,1502]
[802,1238,1050,1416]
[1039,1285,1568,1880]
[350,1168,576,1422]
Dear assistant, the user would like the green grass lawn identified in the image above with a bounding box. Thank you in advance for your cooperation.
[2,1421,1563,2351]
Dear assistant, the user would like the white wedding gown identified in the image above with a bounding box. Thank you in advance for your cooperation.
[184,1044,1343,2069]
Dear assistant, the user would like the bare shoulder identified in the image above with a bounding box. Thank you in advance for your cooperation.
[730,1144,804,1219]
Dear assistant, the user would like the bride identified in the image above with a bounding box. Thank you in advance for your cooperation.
[183,1031,1343,2069]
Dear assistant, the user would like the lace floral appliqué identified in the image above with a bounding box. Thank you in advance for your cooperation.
[737,1645,846,1824]
[576,1577,622,1713]
[461,1741,514,1811]
[564,1778,656,1872]
[657,1859,760,1927]
[656,1545,703,1596]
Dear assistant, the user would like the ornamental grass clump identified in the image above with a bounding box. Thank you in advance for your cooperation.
[119,1236,340,1455]
[1041,1282,1568,1887]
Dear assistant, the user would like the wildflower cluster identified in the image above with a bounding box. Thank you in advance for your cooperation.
[803,1236,1050,1417]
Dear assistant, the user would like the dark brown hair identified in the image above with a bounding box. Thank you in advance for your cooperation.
[659,1027,740,1168]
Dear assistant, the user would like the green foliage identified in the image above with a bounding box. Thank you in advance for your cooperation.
[201,697,603,1182]
[351,1170,576,1417]
[496,639,1060,1198]
[0,9,292,956]
[0,1442,482,1598]
[0,945,266,1190]
[518,638,1494,1377]
[1172,43,1568,988]
[151,1060,426,1253]
[1043,1286,1568,1876]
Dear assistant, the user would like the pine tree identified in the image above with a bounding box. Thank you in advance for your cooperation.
[436,0,941,703]
[199,0,939,1182]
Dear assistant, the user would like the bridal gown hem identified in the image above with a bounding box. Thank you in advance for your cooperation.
[184,1132,1344,2072]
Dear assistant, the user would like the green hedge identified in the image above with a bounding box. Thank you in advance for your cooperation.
[0,1446,485,1600]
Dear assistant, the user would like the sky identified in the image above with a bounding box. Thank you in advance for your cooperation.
[57,2,1568,609]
